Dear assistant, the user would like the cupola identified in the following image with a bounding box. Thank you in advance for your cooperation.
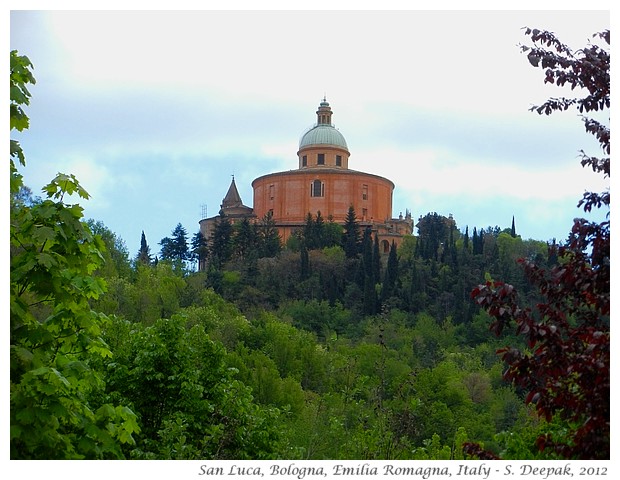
[298,98,350,169]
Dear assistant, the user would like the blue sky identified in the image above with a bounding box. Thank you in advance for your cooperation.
[9,9,610,258]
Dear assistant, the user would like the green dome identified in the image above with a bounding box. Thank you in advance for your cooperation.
[299,124,348,150]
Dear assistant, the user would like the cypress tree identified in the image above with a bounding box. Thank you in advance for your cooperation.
[472,227,480,255]
[362,227,373,279]
[303,212,315,250]
[373,233,381,284]
[300,241,310,280]
[382,241,398,302]
[343,205,361,258]
[137,230,152,265]
[361,227,377,315]
[191,231,209,271]
[314,211,325,249]
[511,216,517,238]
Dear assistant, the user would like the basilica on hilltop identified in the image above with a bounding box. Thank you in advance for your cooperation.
[199,98,413,255]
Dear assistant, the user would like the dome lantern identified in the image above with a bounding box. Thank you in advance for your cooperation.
[316,96,333,125]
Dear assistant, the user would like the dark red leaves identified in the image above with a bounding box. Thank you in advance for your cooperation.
[523,28,609,117]
[468,25,609,462]
[472,235,609,459]
[462,442,500,460]
[527,53,540,67]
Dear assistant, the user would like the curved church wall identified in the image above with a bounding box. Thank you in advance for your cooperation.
[252,168,394,242]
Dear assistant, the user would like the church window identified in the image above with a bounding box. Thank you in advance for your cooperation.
[317,153,325,165]
[302,155,307,167]
[362,184,368,200]
[269,184,275,200]
[336,155,342,166]
[311,179,324,197]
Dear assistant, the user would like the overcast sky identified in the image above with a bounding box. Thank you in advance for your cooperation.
[9,9,610,258]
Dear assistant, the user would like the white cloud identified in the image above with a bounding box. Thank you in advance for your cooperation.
[42,11,608,113]
[355,145,608,204]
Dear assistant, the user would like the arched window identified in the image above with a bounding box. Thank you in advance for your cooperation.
[310,180,324,197]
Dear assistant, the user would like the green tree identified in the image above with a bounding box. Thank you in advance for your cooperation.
[416,212,451,261]
[136,230,152,266]
[10,50,138,459]
[103,316,283,459]
[361,227,378,315]
[125,262,186,324]
[381,241,399,303]
[210,215,233,267]
[191,230,209,271]
[302,212,316,249]
[342,205,361,258]
[87,219,131,279]
[257,210,281,257]
[159,223,191,266]
[463,226,470,251]
[300,240,310,280]
[314,211,326,248]
[373,233,381,284]
[323,215,343,248]
[232,217,258,260]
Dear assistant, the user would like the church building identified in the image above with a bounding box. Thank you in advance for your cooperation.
[200,98,412,254]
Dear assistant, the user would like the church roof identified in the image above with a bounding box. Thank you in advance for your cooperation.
[218,176,254,218]
[221,176,243,209]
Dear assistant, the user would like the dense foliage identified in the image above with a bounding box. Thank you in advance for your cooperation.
[469,28,610,460]
[10,51,139,459]
[83,205,554,460]
[10,26,609,460]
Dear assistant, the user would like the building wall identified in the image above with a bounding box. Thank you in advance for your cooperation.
[252,168,396,244]
[297,145,350,170]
